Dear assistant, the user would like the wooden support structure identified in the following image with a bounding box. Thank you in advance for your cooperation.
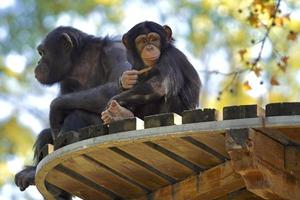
[226,128,300,199]
[135,161,244,200]
[35,103,300,200]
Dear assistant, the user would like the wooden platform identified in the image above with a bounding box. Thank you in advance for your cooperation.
[35,103,300,200]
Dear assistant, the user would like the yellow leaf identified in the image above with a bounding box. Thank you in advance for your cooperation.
[287,31,298,41]
[243,81,252,91]
[248,13,259,27]
[238,49,247,61]
[252,66,262,77]
[252,0,262,6]
[277,63,286,72]
[274,17,284,26]
[281,56,289,65]
[270,75,280,86]
[263,4,276,17]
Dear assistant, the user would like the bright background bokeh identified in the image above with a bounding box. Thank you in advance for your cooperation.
[0,0,299,199]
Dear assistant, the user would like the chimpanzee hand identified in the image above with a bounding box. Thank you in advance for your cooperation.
[49,97,66,138]
[120,70,139,89]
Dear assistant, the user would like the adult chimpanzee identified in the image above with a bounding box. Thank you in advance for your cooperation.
[15,26,130,198]
[102,21,201,124]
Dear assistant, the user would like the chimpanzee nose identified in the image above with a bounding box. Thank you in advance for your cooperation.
[146,45,154,51]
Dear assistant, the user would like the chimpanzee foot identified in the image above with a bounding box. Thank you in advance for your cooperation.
[101,100,134,124]
[15,166,36,191]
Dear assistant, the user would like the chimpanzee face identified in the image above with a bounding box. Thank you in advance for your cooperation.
[34,32,73,85]
[122,21,173,68]
[135,32,161,67]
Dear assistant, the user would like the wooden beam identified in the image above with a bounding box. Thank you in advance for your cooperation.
[134,161,244,200]
[223,105,265,120]
[226,128,300,200]
[215,188,263,200]
[285,146,300,177]
[109,117,144,134]
[144,113,182,128]
[182,108,219,124]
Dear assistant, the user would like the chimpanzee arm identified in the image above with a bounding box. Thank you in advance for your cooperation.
[50,42,130,134]
[112,76,166,107]
[50,42,130,112]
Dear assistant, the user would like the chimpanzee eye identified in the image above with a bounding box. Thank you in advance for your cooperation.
[37,45,45,56]
[135,34,147,45]
[148,32,160,42]
[38,50,44,56]
[150,37,158,42]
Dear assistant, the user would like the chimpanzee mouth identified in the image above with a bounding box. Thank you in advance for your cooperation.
[144,55,159,61]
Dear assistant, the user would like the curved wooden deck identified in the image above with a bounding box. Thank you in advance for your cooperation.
[36,103,300,200]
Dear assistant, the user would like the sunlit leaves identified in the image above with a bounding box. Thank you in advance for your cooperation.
[287,30,298,41]
[0,117,34,158]
[270,75,280,85]
[238,49,247,61]
[243,80,252,90]
[248,12,260,27]
[94,0,121,6]
[0,163,9,186]
[252,66,262,77]
[274,17,284,26]
[0,117,34,186]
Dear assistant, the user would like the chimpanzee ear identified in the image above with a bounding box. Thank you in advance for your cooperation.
[61,33,73,51]
[163,25,172,41]
[122,33,129,49]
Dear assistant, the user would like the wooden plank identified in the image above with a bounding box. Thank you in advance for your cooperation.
[54,131,80,150]
[252,130,284,170]
[226,128,300,200]
[215,188,264,200]
[144,141,204,172]
[39,144,54,161]
[62,155,146,199]
[118,143,194,180]
[182,108,219,124]
[86,148,169,191]
[266,102,300,116]
[79,124,108,140]
[274,127,300,144]
[154,137,222,169]
[110,147,177,184]
[223,105,264,120]
[135,162,244,200]
[256,127,294,145]
[285,146,300,174]
[144,113,182,128]
[46,168,112,200]
[109,117,144,134]
[190,132,230,159]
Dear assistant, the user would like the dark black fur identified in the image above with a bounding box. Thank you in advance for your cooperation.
[15,26,130,196]
[112,21,201,118]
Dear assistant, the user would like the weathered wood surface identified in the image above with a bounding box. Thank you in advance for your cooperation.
[35,103,300,200]
[134,161,244,200]
[226,128,300,200]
